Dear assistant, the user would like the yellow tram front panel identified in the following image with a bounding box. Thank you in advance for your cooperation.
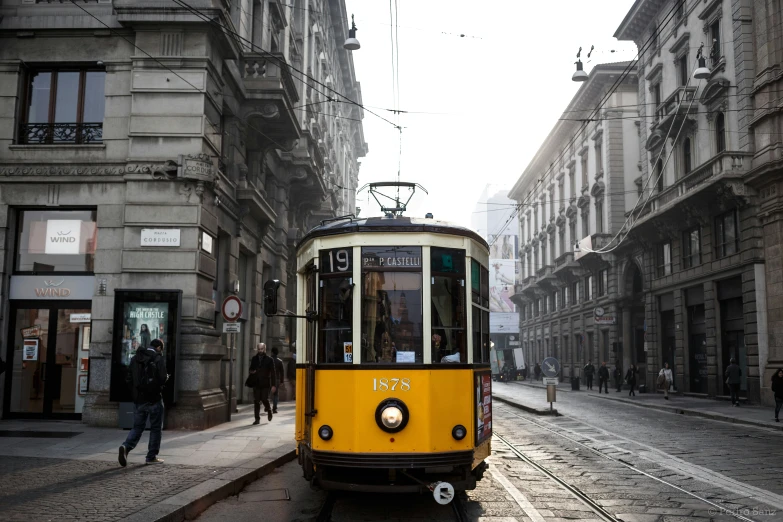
[311,369,475,453]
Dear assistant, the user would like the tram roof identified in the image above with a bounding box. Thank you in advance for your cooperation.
[298,215,489,250]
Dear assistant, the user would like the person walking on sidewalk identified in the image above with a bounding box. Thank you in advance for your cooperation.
[583,361,595,390]
[118,339,168,467]
[249,343,278,425]
[625,365,638,397]
[270,347,285,414]
[613,364,623,392]
[597,362,609,394]
[725,358,742,406]
[658,362,673,400]
[772,369,783,422]
[534,363,541,381]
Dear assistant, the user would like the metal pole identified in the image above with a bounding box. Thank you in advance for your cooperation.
[227,332,234,422]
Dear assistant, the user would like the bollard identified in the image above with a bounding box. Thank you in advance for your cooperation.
[546,384,556,404]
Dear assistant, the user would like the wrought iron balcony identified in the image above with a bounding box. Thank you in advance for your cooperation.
[19,122,103,145]
[653,86,697,133]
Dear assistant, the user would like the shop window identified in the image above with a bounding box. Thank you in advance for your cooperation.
[361,246,423,364]
[682,227,701,268]
[431,248,466,364]
[655,241,672,277]
[15,210,97,273]
[715,210,739,258]
[21,68,105,144]
[319,248,353,363]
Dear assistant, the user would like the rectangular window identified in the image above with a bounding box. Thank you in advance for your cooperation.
[553,291,559,311]
[710,20,721,64]
[543,295,549,314]
[319,248,353,363]
[682,227,701,268]
[676,0,684,19]
[361,246,423,364]
[535,299,540,316]
[595,144,603,176]
[656,242,672,277]
[582,211,589,238]
[432,248,467,364]
[581,155,588,187]
[679,55,689,86]
[569,221,577,250]
[569,169,576,198]
[550,236,556,263]
[562,286,568,307]
[15,209,98,273]
[541,241,547,268]
[21,68,105,144]
[653,83,661,108]
[559,227,565,256]
[595,200,603,233]
[598,268,608,296]
[571,281,579,304]
[715,210,739,258]
[584,275,592,301]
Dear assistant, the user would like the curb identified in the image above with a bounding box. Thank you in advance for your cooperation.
[588,393,783,432]
[493,394,559,416]
[120,446,297,522]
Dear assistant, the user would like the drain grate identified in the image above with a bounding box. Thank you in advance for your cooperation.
[0,430,82,438]
[238,489,290,502]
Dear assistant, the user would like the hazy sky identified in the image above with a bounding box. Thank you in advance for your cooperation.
[343,0,638,233]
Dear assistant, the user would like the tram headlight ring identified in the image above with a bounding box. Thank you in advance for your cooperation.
[374,398,410,433]
[452,424,467,440]
[318,425,333,441]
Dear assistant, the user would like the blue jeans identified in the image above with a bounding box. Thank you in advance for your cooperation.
[272,388,279,411]
[123,400,163,461]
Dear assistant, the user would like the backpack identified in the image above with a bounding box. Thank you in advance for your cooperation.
[136,354,162,402]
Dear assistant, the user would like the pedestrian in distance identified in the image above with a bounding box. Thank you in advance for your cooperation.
[614,364,623,392]
[249,343,278,425]
[725,358,742,406]
[658,362,673,400]
[597,362,609,394]
[118,338,168,467]
[534,363,542,381]
[625,365,638,397]
[583,361,595,390]
[772,369,783,422]
[270,347,285,414]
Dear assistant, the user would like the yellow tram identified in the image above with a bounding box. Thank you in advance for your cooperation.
[266,213,492,502]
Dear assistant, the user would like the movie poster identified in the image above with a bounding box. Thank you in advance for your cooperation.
[475,372,492,443]
[120,302,169,366]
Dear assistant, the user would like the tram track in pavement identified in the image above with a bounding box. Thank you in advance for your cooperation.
[494,403,766,522]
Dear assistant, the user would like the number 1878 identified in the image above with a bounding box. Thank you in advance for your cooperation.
[373,378,411,391]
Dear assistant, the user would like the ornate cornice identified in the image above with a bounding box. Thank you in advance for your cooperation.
[0,163,160,177]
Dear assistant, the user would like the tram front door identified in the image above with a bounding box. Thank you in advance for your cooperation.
[6,303,91,418]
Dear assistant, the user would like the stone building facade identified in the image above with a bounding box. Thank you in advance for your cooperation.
[614,0,764,401]
[509,63,640,383]
[0,0,366,428]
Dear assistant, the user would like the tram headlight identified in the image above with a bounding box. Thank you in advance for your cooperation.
[374,398,410,433]
[452,424,467,440]
[318,425,333,441]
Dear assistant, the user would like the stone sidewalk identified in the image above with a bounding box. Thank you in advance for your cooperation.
[0,402,296,521]
[503,379,782,431]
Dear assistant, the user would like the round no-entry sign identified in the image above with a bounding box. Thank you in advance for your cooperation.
[222,295,242,322]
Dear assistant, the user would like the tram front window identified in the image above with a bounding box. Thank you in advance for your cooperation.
[431,248,466,363]
[319,247,354,363]
[361,246,423,363]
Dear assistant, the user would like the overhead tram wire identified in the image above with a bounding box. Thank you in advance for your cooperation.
[67,0,352,196]
[487,0,685,247]
[172,0,402,131]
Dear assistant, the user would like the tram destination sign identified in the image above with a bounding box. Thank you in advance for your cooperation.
[361,246,422,270]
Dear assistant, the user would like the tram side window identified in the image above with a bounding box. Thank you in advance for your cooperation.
[471,259,490,363]
[471,259,490,308]
[318,248,353,363]
[361,246,423,363]
[431,248,466,363]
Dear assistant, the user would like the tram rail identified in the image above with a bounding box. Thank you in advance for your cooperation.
[496,404,762,522]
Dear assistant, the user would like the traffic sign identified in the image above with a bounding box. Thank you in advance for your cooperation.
[541,357,560,378]
[222,295,242,322]
[223,322,241,333]
[543,377,558,386]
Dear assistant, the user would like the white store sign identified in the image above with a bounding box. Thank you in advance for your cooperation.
[141,229,181,247]
[70,313,91,323]
[45,220,82,254]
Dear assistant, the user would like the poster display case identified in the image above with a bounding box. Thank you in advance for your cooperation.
[110,290,181,405]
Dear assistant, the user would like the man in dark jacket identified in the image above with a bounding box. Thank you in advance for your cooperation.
[534,363,541,381]
[270,347,285,414]
[583,361,595,390]
[725,358,742,406]
[119,338,168,467]
[614,364,623,392]
[597,361,610,394]
[250,343,278,424]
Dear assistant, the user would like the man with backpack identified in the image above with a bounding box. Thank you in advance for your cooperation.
[118,338,168,467]
[249,343,277,425]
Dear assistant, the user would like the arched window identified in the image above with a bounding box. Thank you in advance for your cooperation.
[683,138,692,175]
[716,112,726,153]
[655,159,664,192]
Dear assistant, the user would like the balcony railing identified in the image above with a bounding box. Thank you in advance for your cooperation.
[19,122,103,145]
[648,151,752,213]
[241,52,300,104]
[655,86,697,123]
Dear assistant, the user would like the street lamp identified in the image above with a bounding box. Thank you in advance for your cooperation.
[344,15,360,51]
[572,46,592,82]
